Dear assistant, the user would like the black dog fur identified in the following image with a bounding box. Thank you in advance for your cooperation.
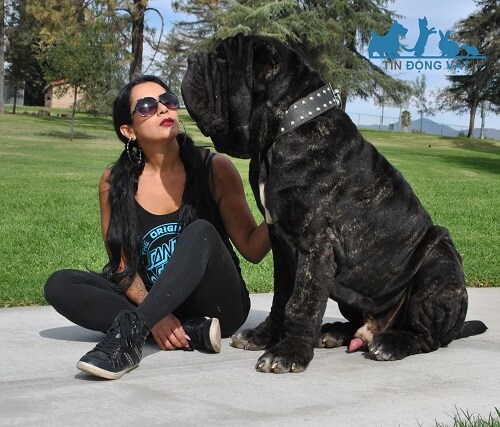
[181,34,487,373]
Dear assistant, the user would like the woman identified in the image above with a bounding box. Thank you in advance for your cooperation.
[44,75,270,380]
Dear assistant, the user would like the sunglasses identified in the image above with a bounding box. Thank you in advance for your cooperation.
[131,92,180,117]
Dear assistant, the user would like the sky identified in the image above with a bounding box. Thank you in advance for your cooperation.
[147,0,499,130]
[350,0,499,130]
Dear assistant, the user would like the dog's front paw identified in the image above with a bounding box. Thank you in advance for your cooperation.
[318,321,355,348]
[231,317,273,351]
[255,339,313,374]
[368,331,419,361]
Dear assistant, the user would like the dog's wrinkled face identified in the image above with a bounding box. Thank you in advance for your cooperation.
[181,34,319,158]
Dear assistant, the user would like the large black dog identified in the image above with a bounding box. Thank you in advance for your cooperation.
[181,34,487,373]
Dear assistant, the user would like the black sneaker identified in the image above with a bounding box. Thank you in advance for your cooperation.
[183,317,221,353]
[77,310,150,380]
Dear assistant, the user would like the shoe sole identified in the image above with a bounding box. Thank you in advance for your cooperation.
[76,361,138,380]
[209,318,222,353]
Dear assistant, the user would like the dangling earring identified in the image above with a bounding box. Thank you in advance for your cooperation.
[126,137,143,165]
[136,143,143,165]
[126,137,134,163]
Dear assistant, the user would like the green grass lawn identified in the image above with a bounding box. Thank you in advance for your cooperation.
[435,407,500,427]
[0,109,499,307]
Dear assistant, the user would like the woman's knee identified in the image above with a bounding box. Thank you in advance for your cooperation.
[179,219,223,253]
[45,269,70,303]
[182,219,218,240]
[44,269,88,305]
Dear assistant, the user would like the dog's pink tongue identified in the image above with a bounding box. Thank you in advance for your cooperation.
[348,337,365,353]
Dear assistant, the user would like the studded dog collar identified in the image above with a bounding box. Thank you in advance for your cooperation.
[279,84,341,134]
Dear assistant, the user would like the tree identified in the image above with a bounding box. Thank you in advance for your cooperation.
[0,0,5,114]
[438,0,499,138]
[129,0,147,80]
[479,101,488,139]
[107,0,168,80]
[4,0,45,111]
[210,0,412,110]
[411,75,435,133]
[400,110,411,133]
[155,35,187,96]
[154,0,224,92]
[170,0,224,52]
[27,0,166,83]
[164,0,411,110]
[94,0,167,81]
[40,14,125,137]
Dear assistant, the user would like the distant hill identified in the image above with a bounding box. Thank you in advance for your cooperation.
[354,116,500,140]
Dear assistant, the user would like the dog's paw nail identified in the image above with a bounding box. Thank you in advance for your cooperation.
[271,362,278,369]
[257,361,266,370]
[291,362,297,372]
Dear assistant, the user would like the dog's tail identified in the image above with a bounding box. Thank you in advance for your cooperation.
[457,320,488,339]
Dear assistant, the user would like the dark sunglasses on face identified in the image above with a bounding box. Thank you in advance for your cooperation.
[131,92,180,117]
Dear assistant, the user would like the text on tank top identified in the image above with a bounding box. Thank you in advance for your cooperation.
[136,201,182,286]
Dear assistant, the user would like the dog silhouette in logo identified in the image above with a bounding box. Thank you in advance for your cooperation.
[368,21,408,58]
[402,17,436,57]
[439,30,484,58]
[461,45,482,56]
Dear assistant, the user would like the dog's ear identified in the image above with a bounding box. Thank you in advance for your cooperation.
[252,40,281,93]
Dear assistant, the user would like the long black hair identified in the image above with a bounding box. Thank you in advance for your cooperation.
[103,75,217,290]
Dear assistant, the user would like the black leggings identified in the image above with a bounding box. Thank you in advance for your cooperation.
[44,220,250,337]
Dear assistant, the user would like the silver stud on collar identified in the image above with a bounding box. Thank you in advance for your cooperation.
[279,84,340,134]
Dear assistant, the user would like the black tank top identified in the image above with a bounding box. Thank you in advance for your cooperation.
[136,203,182,286]
[135,150,242,288]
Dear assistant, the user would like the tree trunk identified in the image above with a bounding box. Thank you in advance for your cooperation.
[70,85,78,140]
[129,0,147,81]
[479,102,486,139]
[0,0,5,114]
[339,87,348,112]
[13,84,18,114]
[467,99,478,138]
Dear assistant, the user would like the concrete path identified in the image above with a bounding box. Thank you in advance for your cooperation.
[1,289,498,426]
